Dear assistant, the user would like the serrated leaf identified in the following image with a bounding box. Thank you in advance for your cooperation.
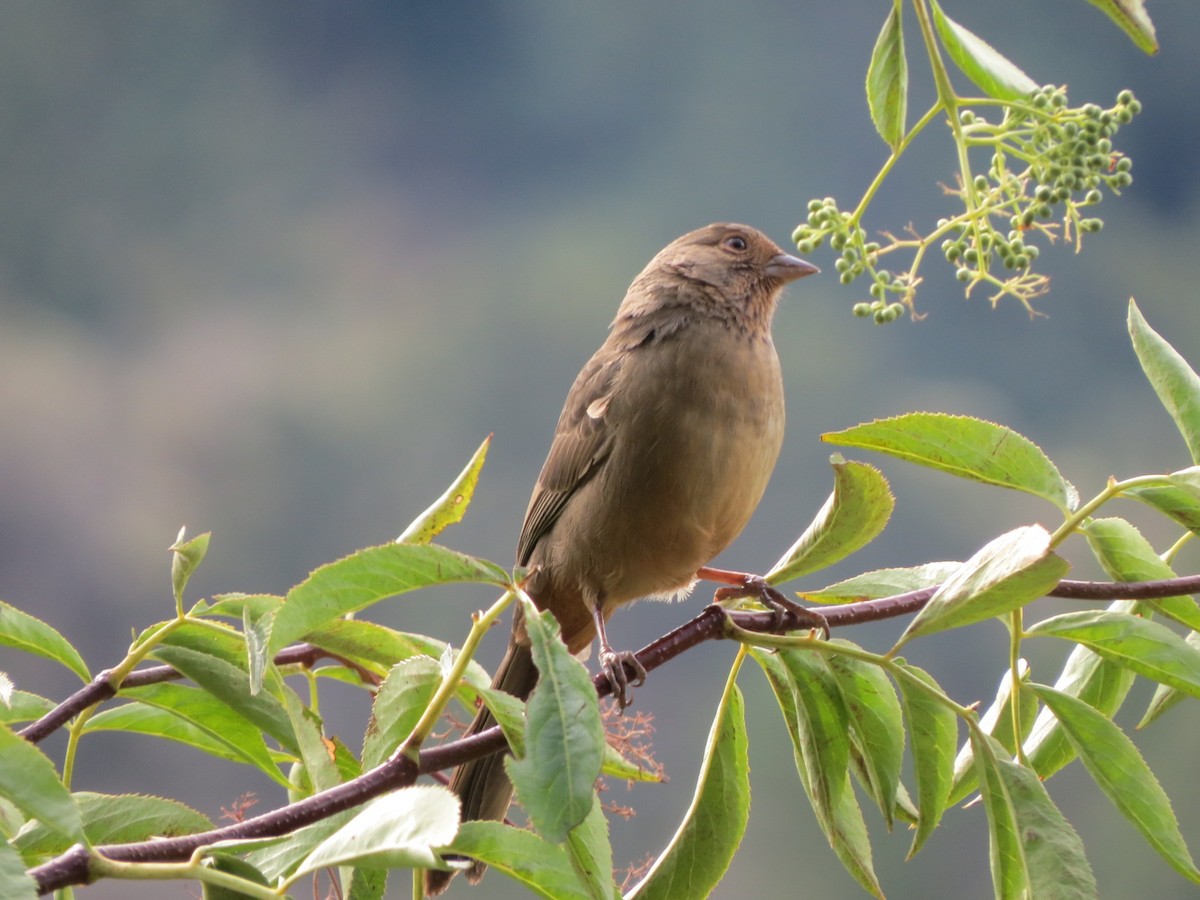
[1129,299,1200,463]
[950,661,1035,806]
[304,618,491,689]
[825,413,1075,511]
[1126,467,1200,533]
[1031,684,1199,883]
[751,648,879,896]
[361,657,442,771]
[828,647,904,829]
[0,691,55,727]
[88,685,290,787]
[971,732,1029,899]
[994,749,1098,899]
[1023,600,1138,779]
[896,525,1069,648]
[930,1,1038,100]
[1082,517,1200,631]
[565,790,616,900]
[12,791,211,857]
[768,457,893,584]
[270,543,509,653]
[0,600,89,682]
[151,644,299,754]
[281,686,339,794]
[397,434,491,543]
[169,527,211,609]
[446,821,591,900]
[1084,0,1158,53]
[1029,609,1200,698]
[0,723,82,843]
[0,840,35,900]
[894,662,956,858]
[1140,629,1200,728]
[628,680,749,900]
[290,786,459,880]
[506,596,603,844]
[804,561,960,605]
[866,2,907,150]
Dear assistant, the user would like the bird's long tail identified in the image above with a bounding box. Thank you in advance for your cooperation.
[423,639,539,895]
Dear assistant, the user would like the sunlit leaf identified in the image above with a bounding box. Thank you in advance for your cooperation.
[866,2,907,150]
[397,434,491,544]
[825,413,1075,511]
[930,1,1038,100]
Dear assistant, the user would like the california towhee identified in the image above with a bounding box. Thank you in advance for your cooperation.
[425,223,819,894]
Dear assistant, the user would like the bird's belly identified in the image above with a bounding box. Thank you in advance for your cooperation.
[583,332,784,602]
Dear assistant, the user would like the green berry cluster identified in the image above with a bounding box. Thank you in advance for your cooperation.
[794,85,1140,320]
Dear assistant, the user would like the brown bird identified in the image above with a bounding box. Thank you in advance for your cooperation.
[425,223,820,895]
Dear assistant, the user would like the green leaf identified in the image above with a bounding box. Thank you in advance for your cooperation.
[1031,683,1199,883]
[866,2,907,150]
[1028,609,1200,698]
[243,604,273,697]
[752,648,880,895]
[950,661,1035,806]
[600,741,663,783]
[85,686,290,787]
[0,723,82,843]
[289,786,459,880]
[397,434,491,543]
[447,821,591,900]
[169,527,211,609]
[929,1,1038,100]
[894,662,956,858]
[768,456,893,584]
[0,600,90,682]
[627,680,749,900]
[1129,299,1200,463]
[970,732,1028,899]
[151,644,299,754]
[1083,0,1158,53]
[506,596,603,844]
[0,840,35,900]
[270,542,509,653]
[201,855,272,900]
[361,657,442,771]
[1140,629,1200,728]
[0,690,55,727]
[12,791,211,857]
[803,562,959,605]
[1023,600,1138,779]
[824,413,1075,511]
[994,750,1097,899]
[828,646,904,829]
[304,617,491,689]
[281,686,340,794]
[1126,467,1200,533]
[896,525,1069,648]
[1083,516,1200,631]
[566,791,617,900]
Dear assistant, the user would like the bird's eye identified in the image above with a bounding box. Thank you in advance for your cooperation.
[723,235,748,252]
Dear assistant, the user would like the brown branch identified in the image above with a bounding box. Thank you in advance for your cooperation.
[18,644,354,745]
[26,571,1200,893]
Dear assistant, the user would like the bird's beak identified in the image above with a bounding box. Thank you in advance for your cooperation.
[764,253,820,282]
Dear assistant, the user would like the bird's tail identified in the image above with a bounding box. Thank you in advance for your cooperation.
[424,639,539,896]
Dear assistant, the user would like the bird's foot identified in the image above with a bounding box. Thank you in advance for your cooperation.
[713,574,830,638]
[599,647,646,711]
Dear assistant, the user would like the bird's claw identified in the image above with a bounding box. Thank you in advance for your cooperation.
[714,575,830,638]
[599,648,646,711]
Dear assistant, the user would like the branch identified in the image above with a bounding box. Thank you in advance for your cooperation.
[26,572,1197,893]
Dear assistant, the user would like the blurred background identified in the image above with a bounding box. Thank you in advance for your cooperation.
[3,2,1199,897]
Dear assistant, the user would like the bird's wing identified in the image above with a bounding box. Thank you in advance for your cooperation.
[517,349,622,566]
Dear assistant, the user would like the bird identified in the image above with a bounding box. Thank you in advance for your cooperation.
[425,222,820,895]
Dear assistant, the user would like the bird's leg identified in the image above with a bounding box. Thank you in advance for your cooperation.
[590,604,646,710]
[697,566,830,638]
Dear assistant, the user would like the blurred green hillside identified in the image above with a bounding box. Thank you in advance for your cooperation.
[3,3,1199,897]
